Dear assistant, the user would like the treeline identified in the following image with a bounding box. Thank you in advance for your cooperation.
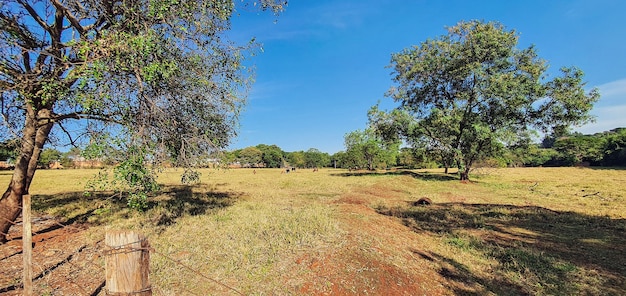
[0,142,104,169]
[2,128,624,170]
[400,127,626,169]
[512,128,626,167]
[393,128,626,169]
[226,145,331,169]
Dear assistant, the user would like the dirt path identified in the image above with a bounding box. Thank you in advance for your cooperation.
[293,181,453,295]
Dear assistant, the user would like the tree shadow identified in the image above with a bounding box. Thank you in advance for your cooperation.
[30,184,241,230]
[585,166,626,171]
[379,203,626,295]
[146,185,241,226]
[331,169,458,181]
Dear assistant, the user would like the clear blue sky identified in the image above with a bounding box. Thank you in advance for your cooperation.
[228,0,626,154]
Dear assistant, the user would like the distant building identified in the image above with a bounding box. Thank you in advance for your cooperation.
[70,156,105,169]
[49,161,64,169]
[0,160,14,170]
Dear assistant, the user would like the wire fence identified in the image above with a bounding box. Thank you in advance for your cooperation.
[0,198,242,296]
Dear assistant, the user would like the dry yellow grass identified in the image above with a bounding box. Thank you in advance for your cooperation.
[1,166,624,294]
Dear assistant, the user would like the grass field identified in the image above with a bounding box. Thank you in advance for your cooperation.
[1,167,625,295]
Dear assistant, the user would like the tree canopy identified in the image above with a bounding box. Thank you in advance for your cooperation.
[343,129,398,170]
[0,0,286,242]
[380,20,599,180]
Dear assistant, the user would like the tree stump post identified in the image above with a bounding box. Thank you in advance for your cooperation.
[105,231,152,295]
[22,194,33,296]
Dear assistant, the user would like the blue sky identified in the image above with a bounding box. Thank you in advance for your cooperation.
[228,0,626,154]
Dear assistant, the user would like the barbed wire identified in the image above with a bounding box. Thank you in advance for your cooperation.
[150,248,245,296]
[1,205,246,296]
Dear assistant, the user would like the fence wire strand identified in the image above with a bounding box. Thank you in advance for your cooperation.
[1,197,249,295]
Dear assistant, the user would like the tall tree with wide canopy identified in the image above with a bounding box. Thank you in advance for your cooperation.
[0,0,286,242]
[384,20,599,180]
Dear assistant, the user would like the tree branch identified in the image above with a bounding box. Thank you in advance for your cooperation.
[53,112,124,125]
[55,121,79,147]
[50,0,86,36]
[16,0,50,32]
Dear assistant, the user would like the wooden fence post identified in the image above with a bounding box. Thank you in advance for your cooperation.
[105,230,152,295]
[22,194,33,296]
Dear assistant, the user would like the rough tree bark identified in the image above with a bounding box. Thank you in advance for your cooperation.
[0,108,53,243]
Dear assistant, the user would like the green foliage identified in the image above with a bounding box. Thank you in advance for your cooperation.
[553,135,605,165]
[551,128,626,166]
[256,144,285,168]
[238,146,264,167]
[0,139,19,161]
[38,148,63,168]
[0,0,286,216]
[500,128,626,167]
[344,129,399,170]
[382,20,599,179]
[181,169,202,185]
[112,147,160,210]
[603,128,626,166]
[304,148,330,168]
[285,151,306,168]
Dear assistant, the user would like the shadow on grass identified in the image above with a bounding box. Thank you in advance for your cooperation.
[147,185,241,226]
[584,166,626,171]
[331,169,459,181]
[31,184,241,229]
[378,203,626,295]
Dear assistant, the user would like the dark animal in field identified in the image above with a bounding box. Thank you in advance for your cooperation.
[413,197,432,206]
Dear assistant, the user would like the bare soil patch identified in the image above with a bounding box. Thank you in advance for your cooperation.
[0,217,104,295]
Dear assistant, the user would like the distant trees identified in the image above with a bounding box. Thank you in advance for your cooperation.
[237,147,264,167]
[477,128,625,168]
[286,151,306,168]
[256,144,284,168]
[303,148,329,168]
[229,145,331,168]
[38,149,63,168]
[603,128,626,166]
[343,129,399,170]
[0,140,19,162]
[551,129,626,166]
[377,20,599,180]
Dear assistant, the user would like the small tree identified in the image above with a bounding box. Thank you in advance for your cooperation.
[38,148,62,168]
[238,147,264,168]
[344,129,398,170]
[256,144,284,168]
[304,148,329,168]
[384,20,599,180]
[286,151,306,168]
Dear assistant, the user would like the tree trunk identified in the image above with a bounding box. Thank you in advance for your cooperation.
[0,109,53,243]
[460,167,470,181]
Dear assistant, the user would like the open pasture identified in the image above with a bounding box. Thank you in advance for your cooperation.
[0,167,624,295]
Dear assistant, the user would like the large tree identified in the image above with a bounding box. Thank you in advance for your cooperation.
[384,20,599,180]
[0,0,285,242]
